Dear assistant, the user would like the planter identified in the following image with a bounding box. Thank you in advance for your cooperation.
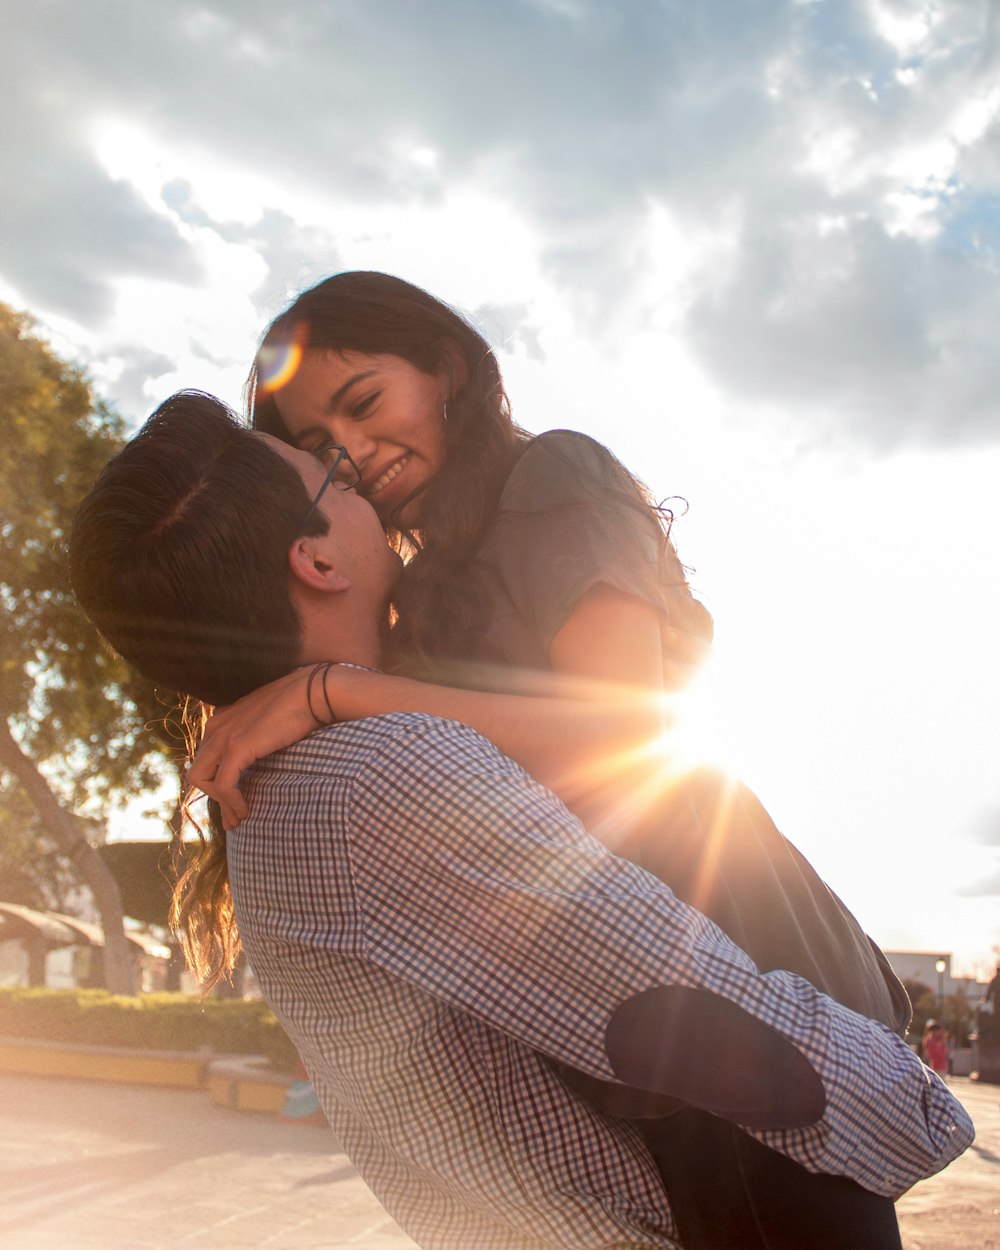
[950,1046,973,1077]
[0,1034,210,1088]
[0,1032,301,1119]
[206,1054,290,1114]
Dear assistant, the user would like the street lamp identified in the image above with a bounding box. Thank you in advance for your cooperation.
[935,957,947,1018]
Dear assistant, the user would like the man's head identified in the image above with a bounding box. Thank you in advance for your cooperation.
[70,390,398,704]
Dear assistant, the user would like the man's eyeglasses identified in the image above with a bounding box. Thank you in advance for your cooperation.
[301,444,363,527]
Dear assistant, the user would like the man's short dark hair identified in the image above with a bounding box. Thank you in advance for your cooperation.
[70,390,326,705]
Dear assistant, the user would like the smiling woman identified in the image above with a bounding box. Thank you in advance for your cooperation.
[272,348,451,527]
[249,271,518,578]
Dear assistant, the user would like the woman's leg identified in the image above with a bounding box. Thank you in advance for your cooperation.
[568,764,907,1244]
[728,1127,903,1250]
[639,1110,767,1250]
[627,772,905,1249]
[640,1110,903,1250]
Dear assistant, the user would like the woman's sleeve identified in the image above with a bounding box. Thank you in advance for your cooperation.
[487,430,712,649]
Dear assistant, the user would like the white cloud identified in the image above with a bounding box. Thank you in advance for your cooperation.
[2,0,998,446]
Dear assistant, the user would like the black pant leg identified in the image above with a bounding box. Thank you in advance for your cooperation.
[730,1127,903,1250]
[640,1110,902,1250]
[640,1109,767,1250]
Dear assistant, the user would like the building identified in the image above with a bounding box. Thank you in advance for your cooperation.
[883,950,989,1003]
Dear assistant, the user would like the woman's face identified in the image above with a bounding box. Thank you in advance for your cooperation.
[273,348,450,527]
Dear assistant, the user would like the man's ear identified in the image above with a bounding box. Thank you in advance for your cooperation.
[288,537,352,594]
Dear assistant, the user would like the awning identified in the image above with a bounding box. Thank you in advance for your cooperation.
[0,903,169,957]
[0,902,83,948]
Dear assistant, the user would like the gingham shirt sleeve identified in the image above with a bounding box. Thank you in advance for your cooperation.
[346,717,973,1199]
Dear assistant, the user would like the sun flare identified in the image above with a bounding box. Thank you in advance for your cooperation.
[658,657,756,782]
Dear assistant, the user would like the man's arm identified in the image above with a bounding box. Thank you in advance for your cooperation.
[348,716,973,1199]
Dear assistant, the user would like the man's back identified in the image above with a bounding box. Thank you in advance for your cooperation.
[229,712,973,1249]
[229,713,677,1249]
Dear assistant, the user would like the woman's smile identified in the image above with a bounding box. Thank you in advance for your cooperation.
[366,451,413,499]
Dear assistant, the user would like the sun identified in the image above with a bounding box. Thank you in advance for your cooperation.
[656,656,758,782]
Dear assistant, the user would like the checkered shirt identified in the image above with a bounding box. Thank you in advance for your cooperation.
[228,714,973,1250]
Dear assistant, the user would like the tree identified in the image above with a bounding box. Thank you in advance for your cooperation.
[941,992,976,1049]
[0,305,180,992]
[901,978,977,1052]
[98,839,196,990]
[901,978,934,1044]
[0,776,76,910]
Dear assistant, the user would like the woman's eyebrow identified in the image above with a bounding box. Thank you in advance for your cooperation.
[290,369,381,446]
[326,369,378,413]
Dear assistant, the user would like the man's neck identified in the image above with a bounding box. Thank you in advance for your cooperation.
[296,585,394,671]
[299,612,384,671]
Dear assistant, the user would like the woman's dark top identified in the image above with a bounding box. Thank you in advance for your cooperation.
[449,430,906,1007]
[423,427,909,1247]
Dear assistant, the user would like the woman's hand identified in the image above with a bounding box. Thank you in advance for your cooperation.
[187,667,322,828]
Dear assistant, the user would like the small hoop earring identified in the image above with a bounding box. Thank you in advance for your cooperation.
[442,402,449,424]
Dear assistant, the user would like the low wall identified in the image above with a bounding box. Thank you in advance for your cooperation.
[206,1054,288,1113]
[0,1035,290,1112]
[0,1035,210,1088]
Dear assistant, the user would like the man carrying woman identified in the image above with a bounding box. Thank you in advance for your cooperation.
[70,378,972,1248]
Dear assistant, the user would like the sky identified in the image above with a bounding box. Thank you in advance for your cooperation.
[2,0,998,978]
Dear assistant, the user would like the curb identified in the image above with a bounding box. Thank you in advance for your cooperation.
[0,1035,290,1112]
[206,1054,288,1113]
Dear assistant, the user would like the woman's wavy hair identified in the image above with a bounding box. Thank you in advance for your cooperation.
[69,391,326,989]
[249,271,531,669]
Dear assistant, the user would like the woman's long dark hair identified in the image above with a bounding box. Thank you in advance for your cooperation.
[250,272,530,668]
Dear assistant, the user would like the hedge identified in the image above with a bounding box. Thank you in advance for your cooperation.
[0,988,298,1070]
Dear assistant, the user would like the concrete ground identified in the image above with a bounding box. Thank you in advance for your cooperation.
[0,1071,416,1250]
[0,1071,995,1249]
[894,1076,1000,1250]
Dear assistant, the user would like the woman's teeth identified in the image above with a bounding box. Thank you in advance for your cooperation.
[369,453,411,496]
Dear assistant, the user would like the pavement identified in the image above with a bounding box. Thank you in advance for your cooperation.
[0,1071,995,1249]
[893,1076,1000,1250]
[0,1071,416,1250]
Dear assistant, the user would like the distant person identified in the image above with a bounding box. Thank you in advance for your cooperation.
[922,1021,950,1078]
[70,394,972,1249]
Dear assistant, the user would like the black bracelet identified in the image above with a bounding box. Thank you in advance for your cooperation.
[305,662,332,728]
[320,663,338,725]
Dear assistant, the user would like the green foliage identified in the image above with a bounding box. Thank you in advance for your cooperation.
[903,978,977,1048]
[0,307,122,721]
[941,992,977,1047]
[902,979,934,1044]
[0,304,181,811]
[0,776,75,908]
[0,987,298,1070]
[0,306,192,924]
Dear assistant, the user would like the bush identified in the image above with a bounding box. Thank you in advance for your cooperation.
[0,988,298,1070]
